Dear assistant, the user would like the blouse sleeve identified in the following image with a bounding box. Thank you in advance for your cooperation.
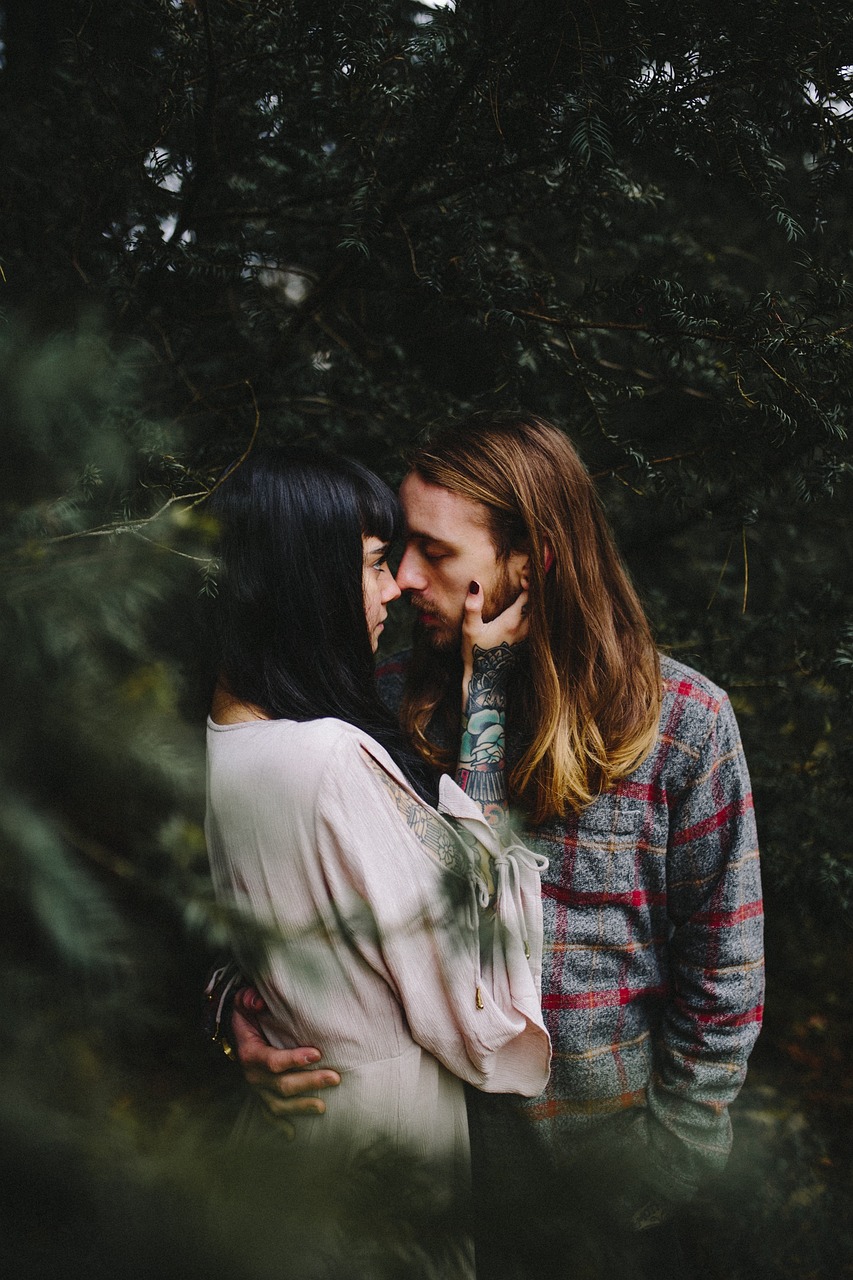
[314,736,551,1097]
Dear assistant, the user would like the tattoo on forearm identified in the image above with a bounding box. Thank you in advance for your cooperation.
[468,642,518,706]
[457,643,512,822]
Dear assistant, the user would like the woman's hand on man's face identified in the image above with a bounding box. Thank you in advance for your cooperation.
[461,581,529,681]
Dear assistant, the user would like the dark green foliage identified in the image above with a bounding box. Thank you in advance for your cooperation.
[1,1,852,1274]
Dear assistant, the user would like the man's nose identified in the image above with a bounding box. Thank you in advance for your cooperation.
[394,547,427,593]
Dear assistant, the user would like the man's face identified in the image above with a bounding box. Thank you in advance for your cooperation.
[396,472,524,650]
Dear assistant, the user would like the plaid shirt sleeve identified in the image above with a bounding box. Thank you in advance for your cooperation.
[644,691,764,1197]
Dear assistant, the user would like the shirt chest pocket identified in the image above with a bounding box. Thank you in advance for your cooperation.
[570,793,649,898]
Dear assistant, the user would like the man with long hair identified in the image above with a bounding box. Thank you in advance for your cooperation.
[222,412,763,1263]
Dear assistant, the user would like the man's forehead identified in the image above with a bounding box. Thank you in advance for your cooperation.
[399,471,491,540]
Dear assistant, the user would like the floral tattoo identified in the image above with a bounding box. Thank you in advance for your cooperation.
[456,643,515,825]
[364,753,472,880]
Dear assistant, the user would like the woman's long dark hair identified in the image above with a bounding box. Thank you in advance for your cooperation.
[209,447,436,803]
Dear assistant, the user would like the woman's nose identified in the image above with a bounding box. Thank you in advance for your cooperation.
[383,574,402,604]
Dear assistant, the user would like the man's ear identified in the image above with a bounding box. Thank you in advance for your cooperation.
[517,543,552,589]
[543,542,554,574]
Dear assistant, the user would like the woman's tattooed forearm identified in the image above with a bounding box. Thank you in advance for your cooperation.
[457,644,512,822]
[467,642,518,706]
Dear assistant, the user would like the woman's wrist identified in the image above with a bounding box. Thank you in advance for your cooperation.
[462,640,523,707]
[457,643,518,823]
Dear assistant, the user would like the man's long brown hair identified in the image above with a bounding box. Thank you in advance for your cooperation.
[401,413,662,824]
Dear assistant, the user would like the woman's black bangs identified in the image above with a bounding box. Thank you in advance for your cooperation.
[355,469,402,545]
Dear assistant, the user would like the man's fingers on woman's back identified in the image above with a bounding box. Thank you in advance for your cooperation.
[259,1090,331,1117]
[244,1062,341,1097]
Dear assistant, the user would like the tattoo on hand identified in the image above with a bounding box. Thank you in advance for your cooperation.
[468,642,519,706]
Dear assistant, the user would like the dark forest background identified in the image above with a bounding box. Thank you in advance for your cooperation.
[1,1,851,1275]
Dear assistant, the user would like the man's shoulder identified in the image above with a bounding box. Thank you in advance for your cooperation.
[375,648,411,715]
[375,648,412,680]
[659,653,728,719]
[373,647,734,755]
[651,654,743,778]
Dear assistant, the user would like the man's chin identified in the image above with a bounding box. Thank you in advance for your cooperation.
[413,618,461,652]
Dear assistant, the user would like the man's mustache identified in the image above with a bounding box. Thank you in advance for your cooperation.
[407,595,451,622]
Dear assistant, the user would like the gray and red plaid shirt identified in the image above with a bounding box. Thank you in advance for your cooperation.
[376,652,764,1196]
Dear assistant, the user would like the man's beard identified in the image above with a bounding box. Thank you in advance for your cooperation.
[409,562,515,652]
[409,605,458,651]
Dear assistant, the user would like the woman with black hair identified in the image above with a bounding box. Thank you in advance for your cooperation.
[205,448,549,1176]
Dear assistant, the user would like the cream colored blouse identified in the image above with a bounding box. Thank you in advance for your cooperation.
[205,715,550,1170]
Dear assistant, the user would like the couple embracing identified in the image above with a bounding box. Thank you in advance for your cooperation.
[205,412,763,1273]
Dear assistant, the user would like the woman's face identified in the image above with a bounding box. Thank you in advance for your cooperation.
[362,535,402,651]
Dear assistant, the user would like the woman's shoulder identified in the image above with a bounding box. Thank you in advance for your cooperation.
[207,715,386,779]
[208,717,405,827]
[287,723,416,830]
[207,714,361,742]
[297,717,396,762]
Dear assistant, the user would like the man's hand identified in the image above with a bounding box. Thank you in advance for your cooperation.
[231,988,341,1139]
